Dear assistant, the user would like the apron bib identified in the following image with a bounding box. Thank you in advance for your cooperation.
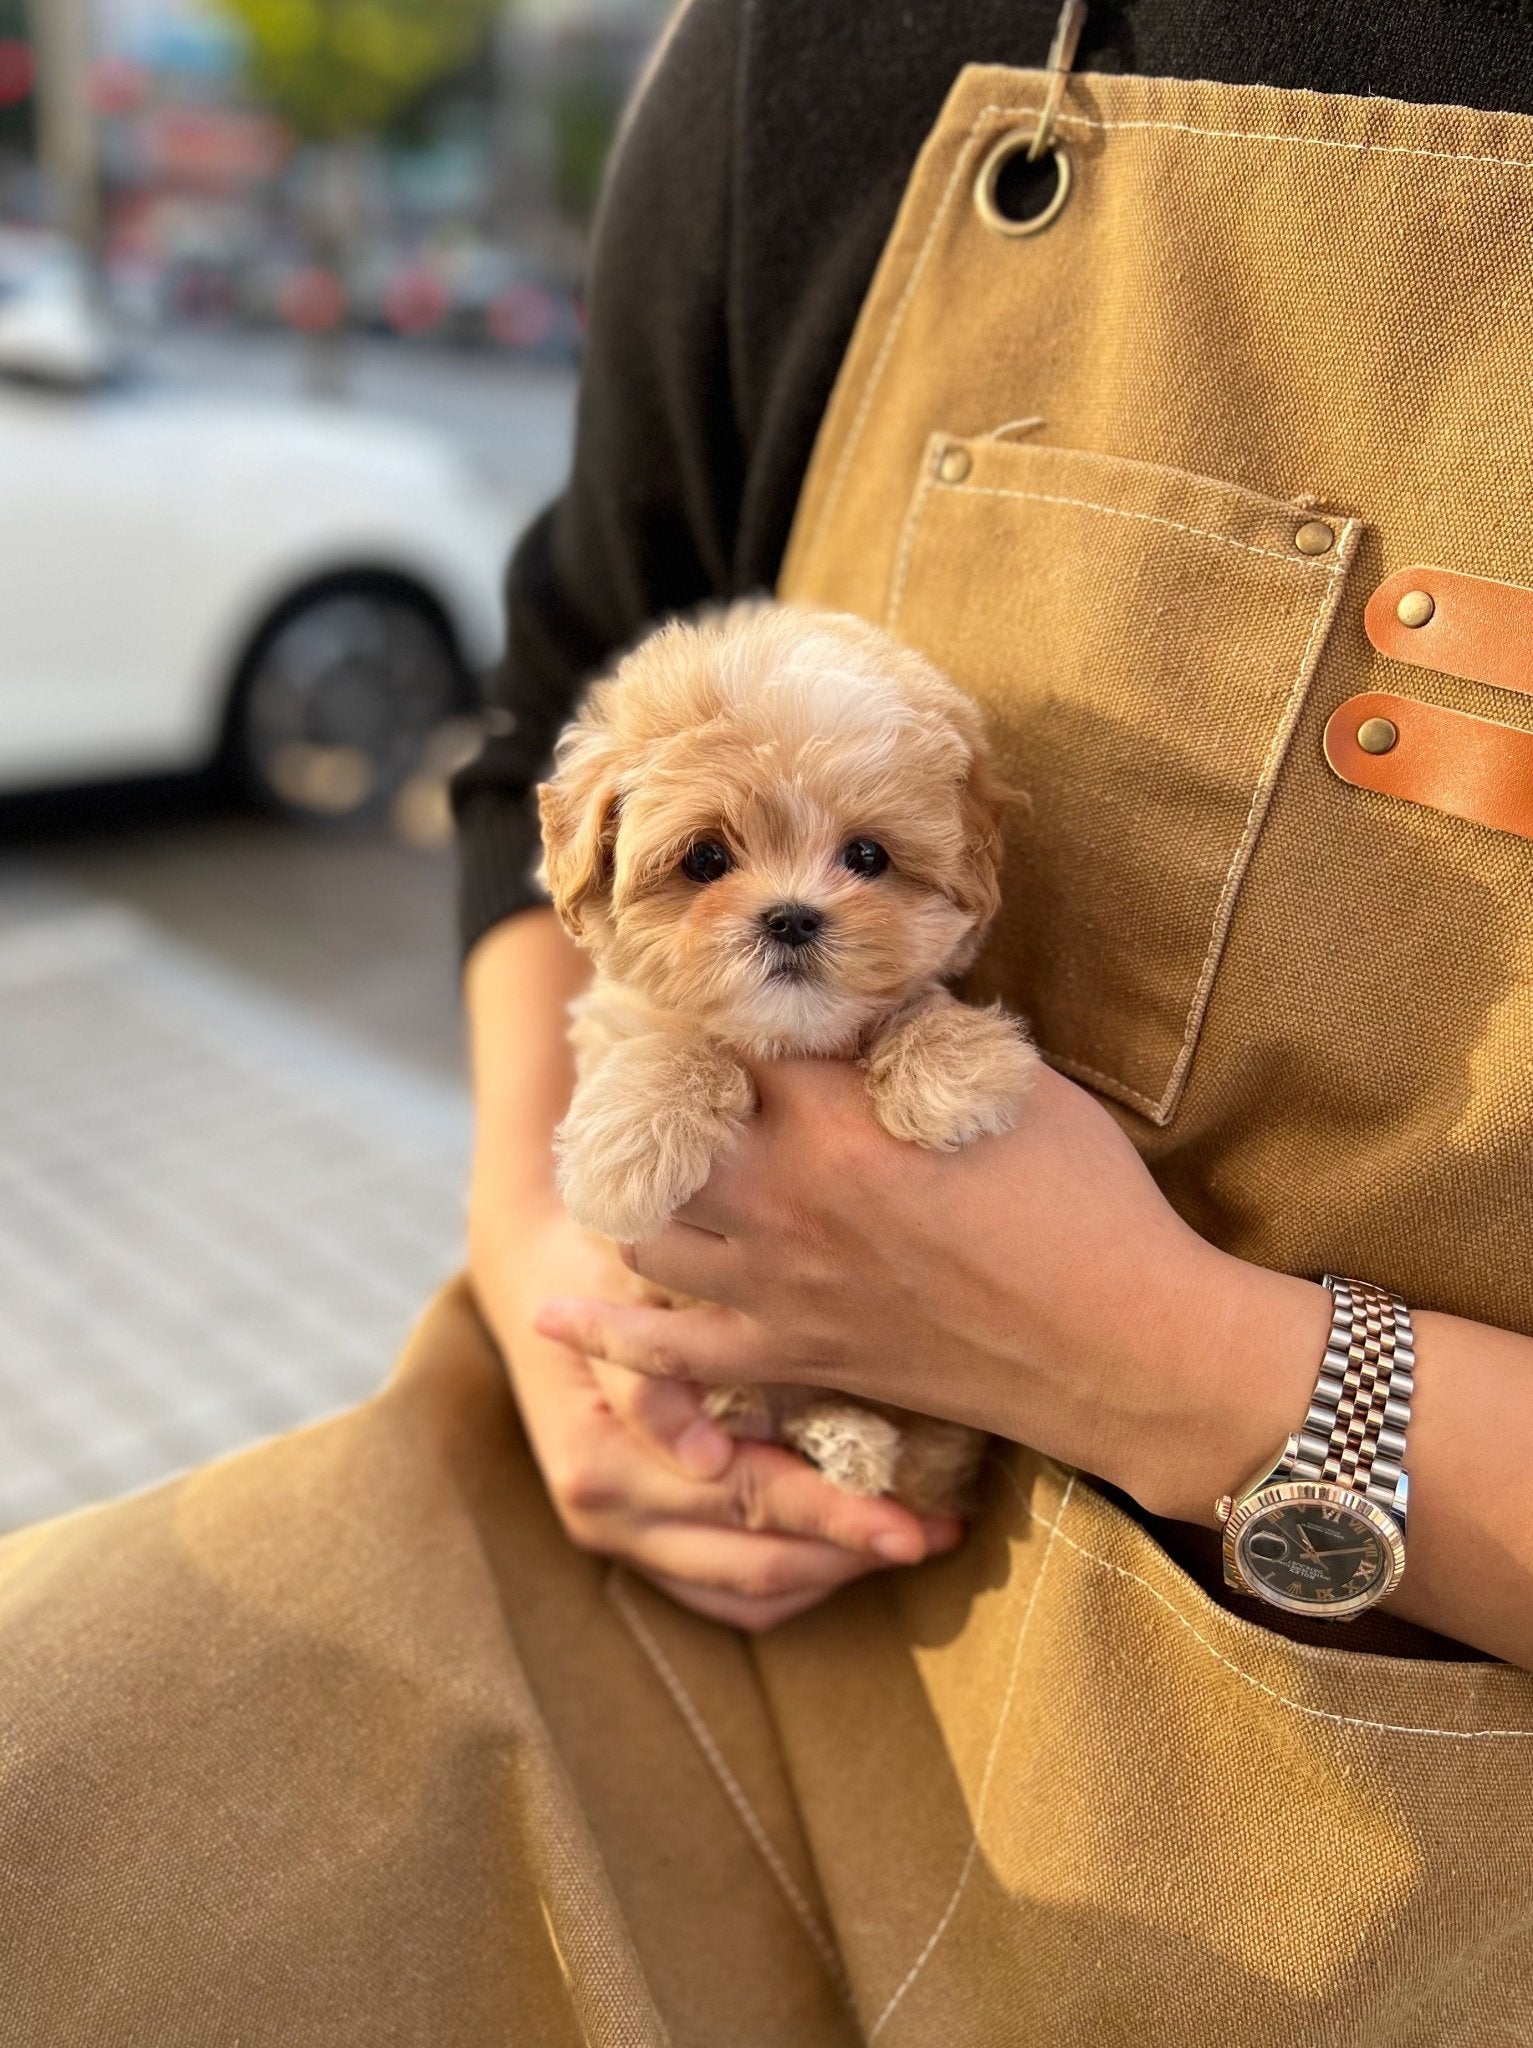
[750,65,1533,2045]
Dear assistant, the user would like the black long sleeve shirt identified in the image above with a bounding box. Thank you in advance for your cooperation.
[451,0,1533,956]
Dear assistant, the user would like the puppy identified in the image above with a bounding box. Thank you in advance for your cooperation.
[537,602,1036,1514]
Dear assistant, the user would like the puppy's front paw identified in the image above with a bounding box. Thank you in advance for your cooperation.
[862,996,1036,1151]
[783,1402,903,1498]
[557,1035,754,1240]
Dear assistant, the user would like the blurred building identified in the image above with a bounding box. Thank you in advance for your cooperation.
[0,1,37,217]
[494,0,673,268]
[2,0,670,347]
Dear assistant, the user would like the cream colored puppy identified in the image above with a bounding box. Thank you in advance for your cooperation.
[538,602,1036,1513]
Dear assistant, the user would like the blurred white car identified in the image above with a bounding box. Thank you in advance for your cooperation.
[0,251,511,820]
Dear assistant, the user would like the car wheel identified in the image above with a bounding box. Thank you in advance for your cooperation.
[230,582,463,822]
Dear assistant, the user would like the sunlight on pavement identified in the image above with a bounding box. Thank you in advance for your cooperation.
[0,879,470,1530]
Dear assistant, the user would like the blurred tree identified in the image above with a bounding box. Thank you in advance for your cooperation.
[210,0,502,390]
[213,0,501,144]
[549,71,623,225]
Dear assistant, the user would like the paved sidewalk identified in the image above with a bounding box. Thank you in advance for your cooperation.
[0,879,471,1532]
[37,807,470,1081]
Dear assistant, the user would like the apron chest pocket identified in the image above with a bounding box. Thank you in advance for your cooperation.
[889,435,1359,1123]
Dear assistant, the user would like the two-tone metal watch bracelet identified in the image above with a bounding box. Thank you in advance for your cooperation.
[1275,1273,1415,1517]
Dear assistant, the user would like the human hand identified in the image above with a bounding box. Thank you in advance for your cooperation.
[470,1195,961,1631]
[533,1059,1331,1525]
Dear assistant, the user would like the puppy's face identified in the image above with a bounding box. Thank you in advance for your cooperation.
[539,606,1009,1054]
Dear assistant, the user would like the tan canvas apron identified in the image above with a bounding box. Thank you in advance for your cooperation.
[5,65,1533,2048]
[763,61,1533,2046]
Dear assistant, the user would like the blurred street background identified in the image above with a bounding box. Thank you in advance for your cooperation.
[0,0,668,1530]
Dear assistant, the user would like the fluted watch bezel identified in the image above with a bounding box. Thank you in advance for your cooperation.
[1222,1478,1406,1617]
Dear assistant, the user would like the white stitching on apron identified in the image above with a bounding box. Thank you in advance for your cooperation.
[891,482,1330,636]
[887,456,1359,1123]
[604,1569,852,1994]
[868,1474,1079,2041]
[1051,107,1533,175]
[928,485,1327,567]
[873,1443,1533,2039]
[812,104,1009,561]
[812,92,1533,572]
[1026,1506,1533,1741]
[886,462,938,637]
[991,1465,1533,1741]
[1157,522,1359,1119]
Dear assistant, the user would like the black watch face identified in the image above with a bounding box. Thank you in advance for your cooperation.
[1234,1492,1399,1615]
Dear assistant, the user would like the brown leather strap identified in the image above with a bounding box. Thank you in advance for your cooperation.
[1324,692,1533,842]
[1365,565,1533,699]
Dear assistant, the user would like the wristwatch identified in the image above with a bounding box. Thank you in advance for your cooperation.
[1217,1274,1413,1619]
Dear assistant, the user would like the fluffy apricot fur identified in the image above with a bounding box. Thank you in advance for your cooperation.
[538,602,1036,1512]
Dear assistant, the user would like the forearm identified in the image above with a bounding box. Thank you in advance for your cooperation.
[1378,1308,1533,1664]
[465,909,589,1233]
[1151,1256,1533,1668]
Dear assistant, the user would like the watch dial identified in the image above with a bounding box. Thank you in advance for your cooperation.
[1236,1500,1391,1610]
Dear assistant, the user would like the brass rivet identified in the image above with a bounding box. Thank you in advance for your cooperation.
[1357,717,1399,755]
[1294,519,1335,556]
[1396,589,1435,628]
[936,445,972,484]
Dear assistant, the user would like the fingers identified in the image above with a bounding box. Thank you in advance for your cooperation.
[588,1357,734,1480]
[633,1568,876,1635]
[534,1297,766,1386]
[715,1441,960,1562]
[513,1326,966,1634]
[535,1379,959,1566]
[622,1522,879,1603]
[667,1176,747,1237]
[622,1446,966,1632]
[621,1219,739,1299]
[558,1423,943,1563]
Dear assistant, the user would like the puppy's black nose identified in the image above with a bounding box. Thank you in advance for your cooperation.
[761,902,824,949]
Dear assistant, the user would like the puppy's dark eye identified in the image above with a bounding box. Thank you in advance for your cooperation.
[841,838,889,879]
[681,839,733,884]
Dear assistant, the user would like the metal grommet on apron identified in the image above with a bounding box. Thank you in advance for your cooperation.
[972,127,1073,237]
[972,0,1084,236]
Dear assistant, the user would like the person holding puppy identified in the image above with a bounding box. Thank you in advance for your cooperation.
[6,2,1533,2042]
[458,0,1533,2037]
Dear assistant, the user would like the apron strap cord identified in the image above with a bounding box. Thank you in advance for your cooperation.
[1029,0,1088,160]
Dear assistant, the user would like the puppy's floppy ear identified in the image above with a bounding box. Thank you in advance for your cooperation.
[951,746,1015,931]
[537,719,622,939]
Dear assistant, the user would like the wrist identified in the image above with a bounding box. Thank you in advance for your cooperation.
[1119,1248,1330,1526]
